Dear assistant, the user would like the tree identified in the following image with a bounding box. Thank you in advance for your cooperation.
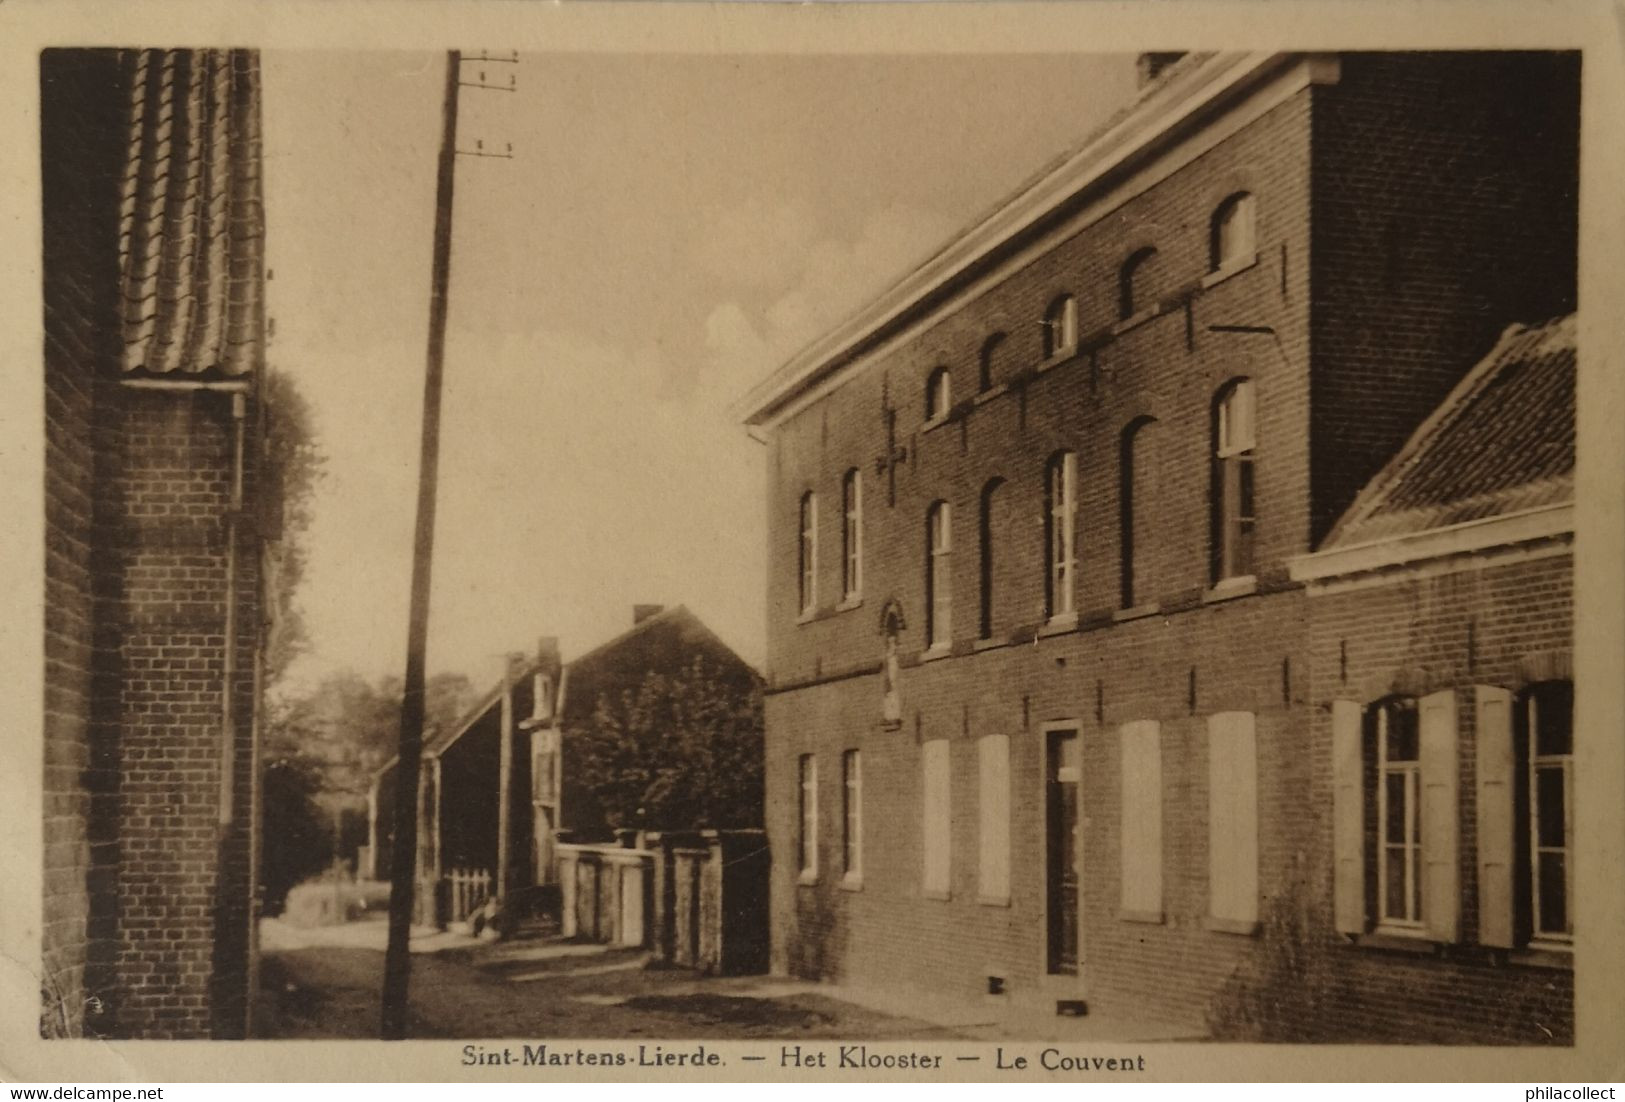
[261,368,324,685]
[260,668,475,899]
[570,658,764,832]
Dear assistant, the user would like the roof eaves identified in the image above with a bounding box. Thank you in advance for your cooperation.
[1319,318,1571,550]
[735,51,1304,428]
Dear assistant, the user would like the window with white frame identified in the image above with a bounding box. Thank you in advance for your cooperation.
[1212,379,1257,583]
[1376,696,1423,928]
[1119,418,1156,609]
[1045,452,1078,620]
[927,501,952,649]
[922,739,951,896]
[798,753,818,880]
[1044,295,1078,359]
[1332,690,1459,942]
[1211,192,1257,271]
[978,479,1003,641]
[841,749,862,883]
[1119,720,1163,919]
[977,735,1010,902]
[1207,711,1258,927]
[1522,681,1573,943]
[926,367,952,421]
[842,469,863,602]
[798,491,817,615]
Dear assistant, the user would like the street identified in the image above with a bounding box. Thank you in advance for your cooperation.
[253,917,963,1041]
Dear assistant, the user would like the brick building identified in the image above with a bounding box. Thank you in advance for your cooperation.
[737,52,1577,1040]
[368,605,761,925]
[41,48,270,1039]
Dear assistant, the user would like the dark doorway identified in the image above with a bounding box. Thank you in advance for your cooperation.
[1046,729,1081,976]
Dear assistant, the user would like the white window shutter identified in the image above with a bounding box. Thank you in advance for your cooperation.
[1420,689,1460,943]
[1119,721,1162,916]
[921,740,951,895]
[1331,699,1366,935]
[977,736,1011,901]
[1207,712,1258,925]
[1474,685,1516,948]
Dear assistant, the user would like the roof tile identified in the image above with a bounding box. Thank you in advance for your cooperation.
[1323,314,1575,548]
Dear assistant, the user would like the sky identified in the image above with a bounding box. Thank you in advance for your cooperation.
[261,49,1138,692]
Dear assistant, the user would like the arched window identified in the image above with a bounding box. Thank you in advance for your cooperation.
[978,478,1005,640]
[978,333,1006,393]
[1119,417,1156,609]
[1211,379,1256,582]
[926,367,952,421]
[841,469,863,601]
[1518,680,1574,941]
[926,501,953,649]
[1119,246,1159,320]
[1043,295,1078,359]
[1211,192,1257,271]
[798,491,818,614]
[1373,695,1423,928]
[1045,452,1078,621]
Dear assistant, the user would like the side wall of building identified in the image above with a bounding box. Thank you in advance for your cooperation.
[764,82,1319,1027]
[1259,551,1574,1044]
[41,49,262,1040]
[1308,51,1580,544]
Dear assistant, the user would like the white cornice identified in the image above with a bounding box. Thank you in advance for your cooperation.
[737,51,1339,430]
[1288,502,1574,589]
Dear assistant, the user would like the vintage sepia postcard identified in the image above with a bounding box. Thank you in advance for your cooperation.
[1,0,1622,1086]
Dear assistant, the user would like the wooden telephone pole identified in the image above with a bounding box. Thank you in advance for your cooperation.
[380,45,518,1042]
[380,48,460,1041]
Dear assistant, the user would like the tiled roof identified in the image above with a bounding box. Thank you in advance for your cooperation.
[117,49,264,376]
[1323,314,1575,548]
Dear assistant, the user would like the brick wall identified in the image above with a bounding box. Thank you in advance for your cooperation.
[41,49,262,1040]
[106,389,260,1039]
[1261,552,1575,1044]
[1308,52,1580,544]
[40,48,128,1039]
[764,85,1321,1029]
[758,52,1577,1041]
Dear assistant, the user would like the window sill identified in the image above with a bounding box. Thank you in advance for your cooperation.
[1038,613,1078,638]
[1036,348,1078,375]
[920,644,953,663]
[1120,908,1166,926]
[1111,305,1161,337]
[978,893,1012,908]
[1200,252,1259,290]
[973,636,1007,653]
[1352,929,1435,954]
[838,875,863,893]
[922,888,951,902]
[973,383,1009,406]
[797,870,819,887]
[1509,945,1573,971]
[796,607,820,625]
[1112,602,1161,623]
[835,595,864,613]
[922,413,950,433]
[1202,575,1258,603]
[1202,915,1260,936]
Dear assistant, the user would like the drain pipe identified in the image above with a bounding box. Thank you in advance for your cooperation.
[219,390,247,827]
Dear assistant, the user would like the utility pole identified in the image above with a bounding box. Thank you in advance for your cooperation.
[381,49,460,1040]
[381,46,517,1042]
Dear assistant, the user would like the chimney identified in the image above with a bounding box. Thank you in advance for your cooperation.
[531,636,562,724]
[535,635,560,668]
[633,603,665,625]
[1136,52,1186,89]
